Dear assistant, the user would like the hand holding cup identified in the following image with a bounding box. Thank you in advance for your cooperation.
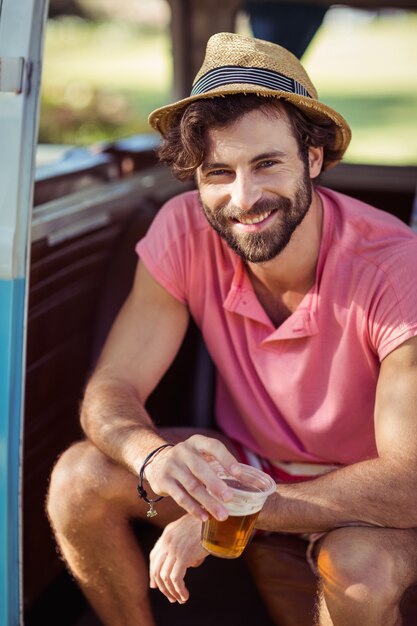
[201,462,276,558]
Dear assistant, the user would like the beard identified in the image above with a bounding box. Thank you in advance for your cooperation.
[199,162,313,264]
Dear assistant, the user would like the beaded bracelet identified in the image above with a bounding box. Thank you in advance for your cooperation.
[137,443,174,518]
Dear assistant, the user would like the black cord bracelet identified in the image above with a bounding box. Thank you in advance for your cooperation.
[137,443,174,518]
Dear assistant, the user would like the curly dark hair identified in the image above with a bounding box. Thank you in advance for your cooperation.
[157,94,343,181]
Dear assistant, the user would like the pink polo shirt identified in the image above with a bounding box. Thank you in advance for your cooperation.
[136,188,417,465]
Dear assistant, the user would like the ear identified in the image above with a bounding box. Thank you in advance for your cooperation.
[307,146,323,179]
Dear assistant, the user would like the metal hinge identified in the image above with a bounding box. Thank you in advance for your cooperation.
[0,57,24,93]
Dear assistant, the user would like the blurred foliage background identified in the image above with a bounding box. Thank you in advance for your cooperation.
[40,0,171,146]
[39,0,417,165]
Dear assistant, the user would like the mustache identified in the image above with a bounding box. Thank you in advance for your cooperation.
[220,196,290,221]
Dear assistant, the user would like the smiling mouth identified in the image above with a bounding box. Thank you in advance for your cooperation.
[234,209,275,225]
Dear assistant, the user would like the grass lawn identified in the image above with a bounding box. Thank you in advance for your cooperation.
[40,9,417,165]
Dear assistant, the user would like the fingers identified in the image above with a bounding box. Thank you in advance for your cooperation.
[151,553,189,604]
[147,435,240,521]
[186,434,240,475]
[149,514,207,604]
[161,467,229,521]
[171,480,224,521]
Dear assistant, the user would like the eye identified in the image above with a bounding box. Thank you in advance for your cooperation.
[256,160,276,170]
[207,169,230,177]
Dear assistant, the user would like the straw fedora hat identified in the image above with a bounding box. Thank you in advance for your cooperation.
[148,32,351,168]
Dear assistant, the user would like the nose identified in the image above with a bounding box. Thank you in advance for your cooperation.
[230,171,262,212]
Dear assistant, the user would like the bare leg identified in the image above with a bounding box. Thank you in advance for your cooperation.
[46,427,233,626]
[315,526,417,626]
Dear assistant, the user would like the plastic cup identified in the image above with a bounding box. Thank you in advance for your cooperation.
[200,462,276,559]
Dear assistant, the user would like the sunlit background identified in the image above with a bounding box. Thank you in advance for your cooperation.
[39,0,417,166]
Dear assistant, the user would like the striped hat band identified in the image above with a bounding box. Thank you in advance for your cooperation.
[191,65,312,99]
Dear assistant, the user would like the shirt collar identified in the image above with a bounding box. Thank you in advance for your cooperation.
[222,188,333,341]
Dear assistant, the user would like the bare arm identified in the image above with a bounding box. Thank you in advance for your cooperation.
[258,336,417,533]
[81,260,239,519]
[81,260,189,472]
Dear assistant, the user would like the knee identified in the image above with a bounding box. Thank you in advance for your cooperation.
[317,527,402,607]
[46,441,119,535]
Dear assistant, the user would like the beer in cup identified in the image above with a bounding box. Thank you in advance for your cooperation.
[201,462,276,559]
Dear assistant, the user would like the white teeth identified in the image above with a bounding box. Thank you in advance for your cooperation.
[238,210,272,225]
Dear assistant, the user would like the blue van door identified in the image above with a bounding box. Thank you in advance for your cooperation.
[0,1,49,624]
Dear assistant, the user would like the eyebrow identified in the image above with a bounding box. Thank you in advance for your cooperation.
[200,161,229,174]
[250,150,287,163]
[201,150,287,173]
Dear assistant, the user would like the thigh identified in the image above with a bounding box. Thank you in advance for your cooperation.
[316,526,417,592]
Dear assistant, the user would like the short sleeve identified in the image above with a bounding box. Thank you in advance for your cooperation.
[367,240,417,360]
[136,196,191,304]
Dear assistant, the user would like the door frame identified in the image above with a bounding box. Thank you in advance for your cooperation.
[0,1,49,624]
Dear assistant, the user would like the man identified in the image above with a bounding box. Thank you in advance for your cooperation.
[47,32,417,626]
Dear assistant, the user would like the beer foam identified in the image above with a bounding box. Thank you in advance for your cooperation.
[224,499,264,516]
[224,487,270,516]
[208,460,276,516]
